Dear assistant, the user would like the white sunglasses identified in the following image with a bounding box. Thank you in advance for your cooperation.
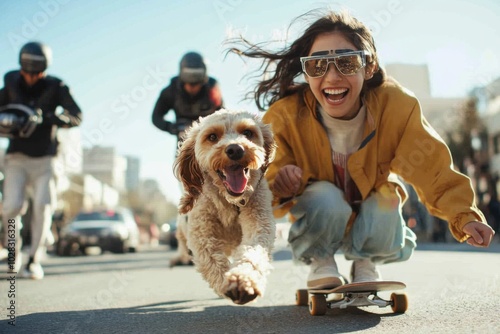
[300,50,370,77]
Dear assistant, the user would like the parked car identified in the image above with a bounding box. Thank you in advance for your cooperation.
[57,207,140,256]
[159,219,178,249]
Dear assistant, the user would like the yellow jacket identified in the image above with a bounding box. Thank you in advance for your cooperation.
[262,80,486,242]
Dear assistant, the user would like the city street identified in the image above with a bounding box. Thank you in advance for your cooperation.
[1,238,500,333]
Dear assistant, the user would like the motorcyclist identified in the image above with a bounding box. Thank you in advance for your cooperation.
[152,51,224,142]
[151,51,224,267]
[0,41,82,279]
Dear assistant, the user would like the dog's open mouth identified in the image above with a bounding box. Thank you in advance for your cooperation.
[217,165,250,196]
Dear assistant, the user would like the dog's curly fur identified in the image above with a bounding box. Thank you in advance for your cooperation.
[173,109,276,305]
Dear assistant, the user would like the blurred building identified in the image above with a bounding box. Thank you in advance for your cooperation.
[81,174,120,210]
[125,155,140,191]
[385,63,432,99]
[82,146,127,192]
[385,63,466,138]
[56,129,83,175]
[54,129,83,194]
[137,179,177,225]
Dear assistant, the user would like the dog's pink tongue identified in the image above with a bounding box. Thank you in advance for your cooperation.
[223,167,248,194]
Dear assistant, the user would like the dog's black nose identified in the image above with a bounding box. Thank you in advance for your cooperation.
[225,144,244,160]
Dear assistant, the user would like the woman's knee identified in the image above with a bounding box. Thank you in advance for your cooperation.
[289,182,352,240]
[298,182,351,216]
[352,194,405,255]
[360,187,403,225]
[355,214,405,251]
[291,181,352,222]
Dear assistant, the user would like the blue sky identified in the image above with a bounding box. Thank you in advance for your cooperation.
[1,0,499,202]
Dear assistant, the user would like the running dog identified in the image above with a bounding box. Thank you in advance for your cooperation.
[174,109,276,305]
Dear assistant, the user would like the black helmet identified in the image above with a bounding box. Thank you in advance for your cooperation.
[19,41,52,73]
[179,51,207,84]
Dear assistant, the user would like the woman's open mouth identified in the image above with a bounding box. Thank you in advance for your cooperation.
[323,88,349,104]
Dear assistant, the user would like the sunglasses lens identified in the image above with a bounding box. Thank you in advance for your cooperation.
[303,54,364,77]
[335,55,363,75]
[303,58,328,78]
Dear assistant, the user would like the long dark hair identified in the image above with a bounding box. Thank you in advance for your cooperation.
[226,9,386,111]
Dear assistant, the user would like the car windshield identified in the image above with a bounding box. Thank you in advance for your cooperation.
[74,211,123,222]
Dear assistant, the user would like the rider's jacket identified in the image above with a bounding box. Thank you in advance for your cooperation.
[0,70,82,157]
[151,76,223,140]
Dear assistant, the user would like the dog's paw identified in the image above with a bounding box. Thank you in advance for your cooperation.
[223,263,264,305]
[224,287,258,305]
[224,275,259,305]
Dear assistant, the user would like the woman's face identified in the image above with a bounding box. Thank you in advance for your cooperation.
[304,31,372,120]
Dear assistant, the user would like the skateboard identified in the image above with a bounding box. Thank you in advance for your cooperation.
[295,281,408,316]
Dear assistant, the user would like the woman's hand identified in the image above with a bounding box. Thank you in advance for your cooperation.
[273,165,302,199]
[462,221,495,247]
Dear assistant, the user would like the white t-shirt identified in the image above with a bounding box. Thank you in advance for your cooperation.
[318,104,366,203]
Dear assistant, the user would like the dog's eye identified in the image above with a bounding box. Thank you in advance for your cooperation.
[208,133,218,142]
[242,129,253,139]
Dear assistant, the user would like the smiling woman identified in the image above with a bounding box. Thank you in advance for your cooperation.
[227,8,494,291]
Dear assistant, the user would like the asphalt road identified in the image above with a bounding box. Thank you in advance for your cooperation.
[1,238,500,334]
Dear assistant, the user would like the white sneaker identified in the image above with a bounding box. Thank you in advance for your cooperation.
[23,262,44,280]
[307,257,345,289]
[351,259,381,283]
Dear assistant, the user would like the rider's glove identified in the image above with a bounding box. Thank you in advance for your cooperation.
[165,122,179,135]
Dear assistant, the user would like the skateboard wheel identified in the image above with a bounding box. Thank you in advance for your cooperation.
[390,293,408,313]
[295,289,308,306]
[309,294,327,316]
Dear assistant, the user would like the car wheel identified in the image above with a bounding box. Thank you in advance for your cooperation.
[57,244,71,256]
[169,237,178,249]
[111,241,126,254]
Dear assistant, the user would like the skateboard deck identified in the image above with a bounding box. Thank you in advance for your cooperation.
[296,281,408,316]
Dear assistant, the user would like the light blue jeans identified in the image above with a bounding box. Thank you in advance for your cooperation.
[288,181,416,265]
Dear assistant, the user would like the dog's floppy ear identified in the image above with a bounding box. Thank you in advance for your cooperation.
[260,121,276,173]
[173,127,203,214]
